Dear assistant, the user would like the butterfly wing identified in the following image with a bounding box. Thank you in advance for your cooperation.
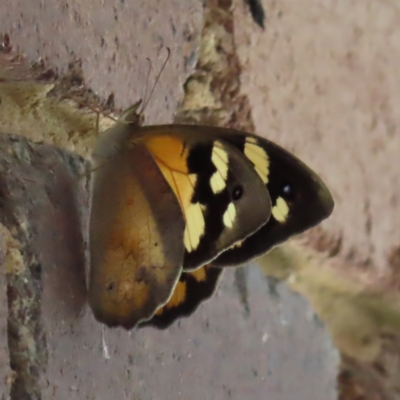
[134,128,272,271]
[140,264,223,329]
[205,127,335,266]
[97,118,332,272]
[89,142,185,329]
[133,124,333,267]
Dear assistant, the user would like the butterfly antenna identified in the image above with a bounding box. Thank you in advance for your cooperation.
[141,47,171,113]
[139,57,153,115]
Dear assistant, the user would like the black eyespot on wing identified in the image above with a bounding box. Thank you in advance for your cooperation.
[281,183,294,199]
[232,185,243,201]
[106,282,115,292]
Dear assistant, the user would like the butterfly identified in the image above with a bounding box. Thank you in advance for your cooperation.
[88,103,334,329]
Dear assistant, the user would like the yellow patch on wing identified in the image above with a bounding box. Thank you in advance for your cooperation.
[223,202,236,228]
[244,137,270,184]
[143,134,206,253]
[210,172,226,194]
[272,197,289,222]
[210,141,229,194]
[183,202,205,252]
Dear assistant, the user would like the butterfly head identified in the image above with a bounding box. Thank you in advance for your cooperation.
[91,100,145,161]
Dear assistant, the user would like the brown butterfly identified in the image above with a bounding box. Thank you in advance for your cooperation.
[88,100,333,329]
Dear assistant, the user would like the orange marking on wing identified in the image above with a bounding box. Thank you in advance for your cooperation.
[142,134,207,252]
[191,265,207,281]
[155,281,187,314]
[143,135,189,174]
[153,264,211,316]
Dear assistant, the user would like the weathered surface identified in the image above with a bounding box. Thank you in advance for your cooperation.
[0,228,12,399]
[0,0,203,125]
[234,0,400,273]
[0,134,87,399]
[42,266,338,400]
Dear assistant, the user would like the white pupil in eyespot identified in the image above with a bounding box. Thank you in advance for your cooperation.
[282,184,292,196]
[232,186,243,201]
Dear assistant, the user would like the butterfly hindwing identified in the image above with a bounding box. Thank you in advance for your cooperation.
[89,142,185,329]
[140,264,223,329]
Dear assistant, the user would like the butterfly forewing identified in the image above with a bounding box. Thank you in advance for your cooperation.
[130,124,333,267]
[135,127,272,271]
